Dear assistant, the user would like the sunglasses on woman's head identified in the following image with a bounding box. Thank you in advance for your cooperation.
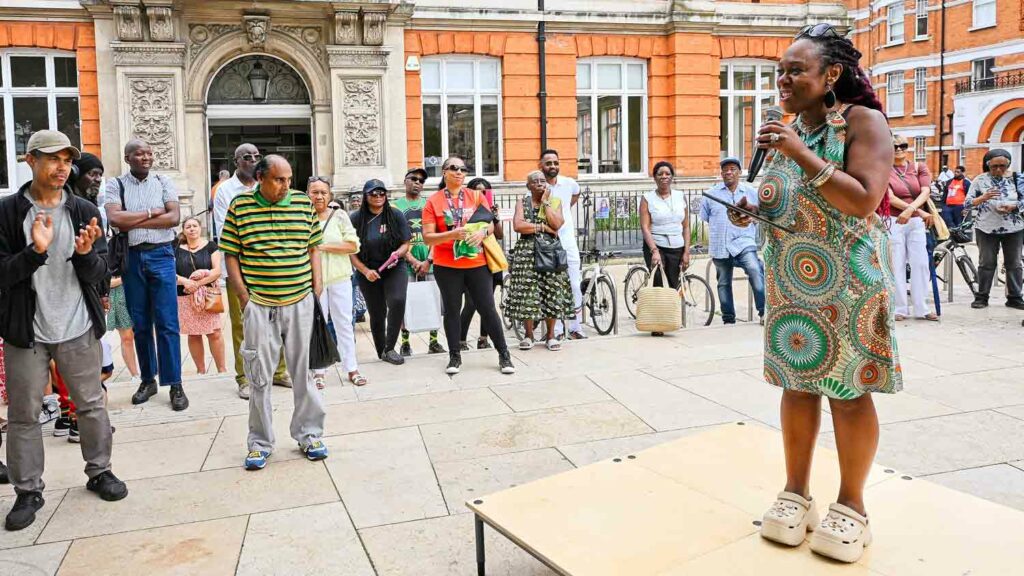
[238,153,262,162]
[796,23,841,39]
[446,166,470,174]
[894,144,909,151]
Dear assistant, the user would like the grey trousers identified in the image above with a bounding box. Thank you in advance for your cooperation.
[241,293,324,453]
[5,330,112,494]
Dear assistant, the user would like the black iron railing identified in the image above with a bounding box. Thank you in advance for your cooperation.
[954,70,1024,95]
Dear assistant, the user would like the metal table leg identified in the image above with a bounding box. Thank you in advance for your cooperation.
[475,514,486,576]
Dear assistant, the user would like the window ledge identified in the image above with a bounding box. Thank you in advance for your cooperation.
[968,23,997,32]
[887,112,905,119]
[913,111,928,116]
[913,35,931,42]
[880,40,905,49]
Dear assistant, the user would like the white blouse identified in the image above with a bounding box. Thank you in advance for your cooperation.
[644,189,687,249]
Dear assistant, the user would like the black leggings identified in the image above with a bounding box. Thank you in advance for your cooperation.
[435,265,508,355]
[459,272,503,341]
[643,244,683,289]
[357,267,408,357]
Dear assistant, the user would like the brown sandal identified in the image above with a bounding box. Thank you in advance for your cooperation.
[922,313,940,321]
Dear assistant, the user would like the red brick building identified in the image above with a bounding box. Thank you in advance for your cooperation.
[847,0,1024,175]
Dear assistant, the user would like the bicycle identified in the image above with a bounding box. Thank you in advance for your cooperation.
[932,220,979,297]
[622,256,716,327]
[577,248,619,336]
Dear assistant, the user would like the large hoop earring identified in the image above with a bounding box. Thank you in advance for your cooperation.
[823,85,837,109]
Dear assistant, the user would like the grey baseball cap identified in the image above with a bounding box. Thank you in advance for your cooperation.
[26,130,81,159]
[720,156,742,169]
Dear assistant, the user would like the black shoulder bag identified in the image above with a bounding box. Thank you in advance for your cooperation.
[525,194,567,273]
[107,178,130,277]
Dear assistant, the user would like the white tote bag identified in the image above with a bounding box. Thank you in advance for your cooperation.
[404,279,443,333]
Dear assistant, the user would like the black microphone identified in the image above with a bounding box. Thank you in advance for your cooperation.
[747,105,784,182]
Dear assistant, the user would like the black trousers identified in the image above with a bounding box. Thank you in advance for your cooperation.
[460,272,503,341]
[357,267,408,357]
[975,229,1024,302]
[435,264,508,355]
[642,244,683,289]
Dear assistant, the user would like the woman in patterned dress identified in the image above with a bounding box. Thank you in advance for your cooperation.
[506,171,575,351]
[740,24,900,563]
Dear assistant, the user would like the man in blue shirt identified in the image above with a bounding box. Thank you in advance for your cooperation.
[699,157,765,324]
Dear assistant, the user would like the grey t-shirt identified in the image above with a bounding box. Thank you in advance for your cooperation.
[23,191,93,344]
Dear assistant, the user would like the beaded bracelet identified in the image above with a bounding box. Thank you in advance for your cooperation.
[804,163,836,189]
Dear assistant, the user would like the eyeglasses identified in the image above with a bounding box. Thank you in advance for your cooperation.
[406,177,425,184]
[989,162,1010,170]
[308,176,331,185]
[796,23,841,39]
[894,144,910,151]
[367,190,388,197]
[446,166,471,174]
[237,153,262,162]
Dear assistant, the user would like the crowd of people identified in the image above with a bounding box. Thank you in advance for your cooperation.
[1,21,1022,568]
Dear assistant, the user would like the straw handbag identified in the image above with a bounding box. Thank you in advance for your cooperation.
[635,264,682,333]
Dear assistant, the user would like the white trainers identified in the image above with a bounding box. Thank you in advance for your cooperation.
[760,491,819,547]
[38,395,60,425]
[809,503,872,563]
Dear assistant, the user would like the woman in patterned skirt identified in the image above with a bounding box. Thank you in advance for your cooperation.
[506,171,575,351]
[739,24,900,563]
[175,217,226,374]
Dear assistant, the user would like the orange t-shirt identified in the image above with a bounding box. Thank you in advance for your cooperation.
[945,179,966,206]
[423,187,489,269]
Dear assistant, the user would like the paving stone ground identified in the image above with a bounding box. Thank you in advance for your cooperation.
[1,261,1022,575]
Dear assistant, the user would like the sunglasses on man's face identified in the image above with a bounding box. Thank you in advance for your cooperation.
[406,177,425,184]
[894,144,910,151]
[796,23,841,39]
[446,166,470,174]
[238,153,262,162]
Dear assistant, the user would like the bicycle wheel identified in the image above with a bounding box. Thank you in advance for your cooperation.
[957,254,979,296]
[680,273,715,327]
[623,266,649,319]
[588,274,617,335]
[498,283,513,331]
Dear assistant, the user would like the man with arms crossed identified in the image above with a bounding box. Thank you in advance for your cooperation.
[220,155,327,470]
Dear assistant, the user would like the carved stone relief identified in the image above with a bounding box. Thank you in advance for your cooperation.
[112,42,186,67]
[244,15,270,49]
[186,24,242,66]
[128,78,177,170]
[342,79,382,166]
[327,47,389,69]
[362,12,387,46]
[114,5,144,41]
[334,11,359,45]
[276,26,326,62]
[147,6,175,42]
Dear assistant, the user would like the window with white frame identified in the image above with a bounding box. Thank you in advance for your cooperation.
[887,4,905,44]
[420,57,502,180]
[576,59,647,176]
[914,136,926,162]
[913,68,927,113]
[915,0,929,37]
[972,0,996,28]
[972,58,995,89]
[887,72,905,117]
[719,61,778,169]
[0,50,80,194]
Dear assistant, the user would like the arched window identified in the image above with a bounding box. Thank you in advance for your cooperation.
[1,50,80,194]
[719,60,778,168]
[576,58,647,176]
[420,56,502,179]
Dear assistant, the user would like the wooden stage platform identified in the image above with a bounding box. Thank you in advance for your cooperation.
[467,422,1024,575]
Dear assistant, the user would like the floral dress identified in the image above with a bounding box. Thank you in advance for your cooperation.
[505,195,575,322]
[758,104,902,400]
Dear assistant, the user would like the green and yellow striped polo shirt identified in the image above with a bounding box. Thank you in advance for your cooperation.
[220,187,323,307]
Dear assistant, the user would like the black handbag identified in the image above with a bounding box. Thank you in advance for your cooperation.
[309,296,341,370]
[525,195,567,273]
[106,177,130,277]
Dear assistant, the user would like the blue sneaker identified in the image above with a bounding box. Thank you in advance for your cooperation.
[244,450,270,470]
[302,440,328,461]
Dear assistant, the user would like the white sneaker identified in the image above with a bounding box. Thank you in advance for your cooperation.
[38,395,60,425]
[760,491,819,547]
[809,503,872,563]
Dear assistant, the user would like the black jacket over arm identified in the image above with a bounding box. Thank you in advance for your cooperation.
[0,181,110,348]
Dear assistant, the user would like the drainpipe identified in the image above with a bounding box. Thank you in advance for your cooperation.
[937,0,947,170]
[537,0,548,150]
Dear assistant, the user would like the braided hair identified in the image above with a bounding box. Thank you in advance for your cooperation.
[355,186,405,259]
[803,33,883,113]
